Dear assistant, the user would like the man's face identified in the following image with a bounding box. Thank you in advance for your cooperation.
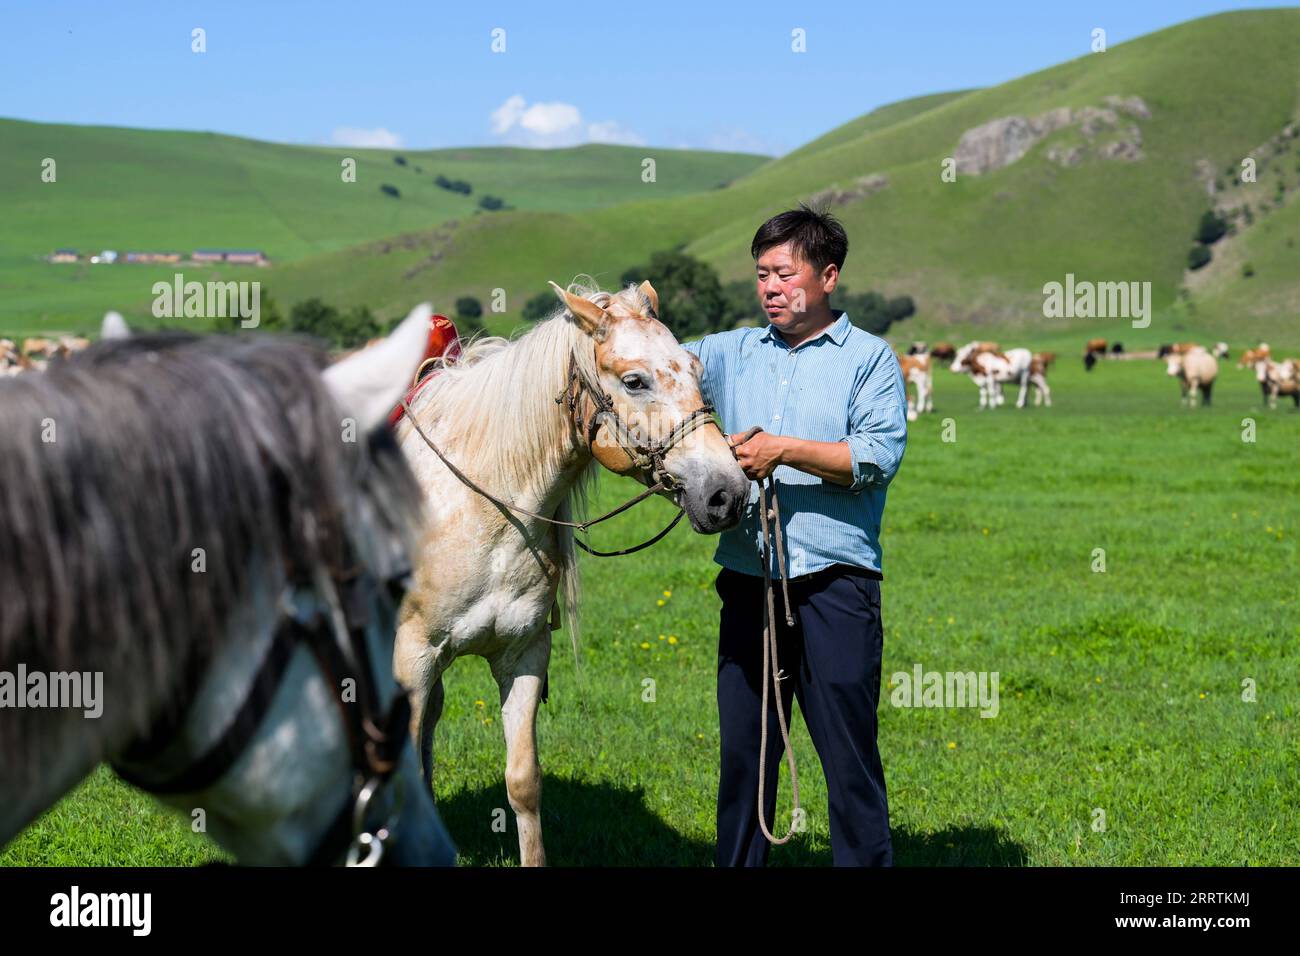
[754,242,838,329]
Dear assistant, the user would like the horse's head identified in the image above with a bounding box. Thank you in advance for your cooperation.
[2,306,455,866]
[549,280,746,534]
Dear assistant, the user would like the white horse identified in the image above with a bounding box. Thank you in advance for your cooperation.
[394,279,747,865]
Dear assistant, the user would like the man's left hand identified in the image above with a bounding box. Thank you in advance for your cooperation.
[728,429,785,481]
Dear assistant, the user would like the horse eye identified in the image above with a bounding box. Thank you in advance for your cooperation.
[622,374,648,391]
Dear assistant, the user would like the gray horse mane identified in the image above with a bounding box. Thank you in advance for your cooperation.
[0,332,422,776]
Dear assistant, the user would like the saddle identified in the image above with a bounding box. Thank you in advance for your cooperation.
[386,313,463,428]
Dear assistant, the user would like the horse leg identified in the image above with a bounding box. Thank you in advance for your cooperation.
[395,616,442,790]
[491,632,552,866]
[417,675,446,794]
[1016,371,1028,408]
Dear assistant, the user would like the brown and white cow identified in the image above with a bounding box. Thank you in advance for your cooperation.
[896,350,933,421]
[950,341,1050,409]
[1251,355,1299,409]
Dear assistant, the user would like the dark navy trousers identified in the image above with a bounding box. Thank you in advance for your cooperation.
[715,564,892,866]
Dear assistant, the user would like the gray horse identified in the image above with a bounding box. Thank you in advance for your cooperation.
[0,306,456,866]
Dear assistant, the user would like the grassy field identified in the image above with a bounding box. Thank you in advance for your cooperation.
[5,337,1295,867]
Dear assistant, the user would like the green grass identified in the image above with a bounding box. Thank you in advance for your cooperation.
[5,347,1295,866]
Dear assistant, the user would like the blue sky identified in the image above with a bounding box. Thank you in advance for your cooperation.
[1,1,1292,155]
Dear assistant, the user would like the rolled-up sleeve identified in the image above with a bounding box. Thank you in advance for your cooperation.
[839,347,908,492]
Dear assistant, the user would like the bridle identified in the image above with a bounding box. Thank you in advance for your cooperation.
[111,555,415,867]
[399,341,721,557]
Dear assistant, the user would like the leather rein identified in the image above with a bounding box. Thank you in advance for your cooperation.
[112,556,414,867]
[399,346,720,558]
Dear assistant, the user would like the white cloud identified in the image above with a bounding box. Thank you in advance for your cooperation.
[489,95,642,147]
[489,95,527,135]
[519,101,583,137]
[330,126,404,149]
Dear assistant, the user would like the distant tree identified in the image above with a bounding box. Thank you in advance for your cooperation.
[478,195,506,211]
[523,290,557,321]
[1195,210,1227,244]
[455,296,483,319]
[289,298,340,341]
[284,298,379,349]
[435,175,472,195]
[336,305,381,349]
[380,183,401,198]
[214,292,285,333]
[886,295,916,322]
[1188,245,1212,270]
[831,286,916,335]
[393,155,407,166]
[721,279,759,327]
[620,250,727,338]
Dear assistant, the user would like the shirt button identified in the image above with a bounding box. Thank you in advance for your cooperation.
[773,414,781,421]
[781,379,788,385]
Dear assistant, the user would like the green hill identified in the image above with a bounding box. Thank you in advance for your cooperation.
[6,9,1300,348]
[266,8,1300,349]
[0,120,765,334]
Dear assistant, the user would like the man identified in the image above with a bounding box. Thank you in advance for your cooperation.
[681,204,907,866]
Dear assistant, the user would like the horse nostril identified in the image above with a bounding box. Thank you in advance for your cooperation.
[708,487,732,512]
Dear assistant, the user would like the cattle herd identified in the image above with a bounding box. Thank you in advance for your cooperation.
[0,334,91,374]
[3,327,1294,415]
[895,336,1297,415]
[900,340,1055,418]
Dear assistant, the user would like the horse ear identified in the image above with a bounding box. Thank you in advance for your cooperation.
[549,281,608,338]
[323,302,430,432]
[638,280,659,317]
[101,311,130,339]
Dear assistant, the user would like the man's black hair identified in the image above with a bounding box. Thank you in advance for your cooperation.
[750,203,848,272]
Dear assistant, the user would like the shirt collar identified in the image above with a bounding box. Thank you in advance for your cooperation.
[760,311,852,349]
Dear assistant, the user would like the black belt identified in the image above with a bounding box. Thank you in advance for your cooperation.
[784,562,882,585]
[725,562,882,585]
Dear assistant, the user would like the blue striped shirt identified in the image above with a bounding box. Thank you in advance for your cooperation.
[682,311,908,579]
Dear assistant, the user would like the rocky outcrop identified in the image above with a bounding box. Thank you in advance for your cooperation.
[954,95,1150,174]
[808,172,889,208]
